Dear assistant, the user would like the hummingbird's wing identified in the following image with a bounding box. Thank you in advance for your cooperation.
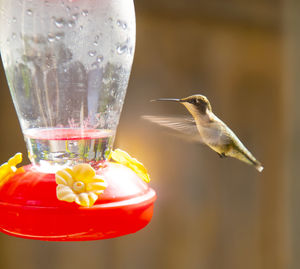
[143,115,232,145]
[142,115,204,143]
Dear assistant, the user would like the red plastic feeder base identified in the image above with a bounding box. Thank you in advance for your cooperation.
[0,163,156,241]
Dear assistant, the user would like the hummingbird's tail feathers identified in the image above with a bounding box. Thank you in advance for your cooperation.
[255,164,264,172]
[142,115,203,143]
[228,143,264,172]
[247,156,264,172]
[241,151,264,172]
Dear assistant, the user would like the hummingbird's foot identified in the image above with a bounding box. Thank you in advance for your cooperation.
[218,153,226,158]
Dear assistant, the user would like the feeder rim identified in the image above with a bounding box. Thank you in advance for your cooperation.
[0,188,156,210]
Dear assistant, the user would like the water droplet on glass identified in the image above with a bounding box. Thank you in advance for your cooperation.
[93,35,100,45]
[55,32,65,40]
[12,17,17,23]
[47,33,55,42]
[107,17,113,23]
[54,18,65,28]
[67,20,75,28]
[96,55,103,62]
[88,50,96,57]
[72,13,79,20]
[91,62,99,69]
[26,9,33,16]
[116,43,128,54]
[117,20,127,30]
[11,33,16,39]
[79,25,83,30]
[82,9,88,16]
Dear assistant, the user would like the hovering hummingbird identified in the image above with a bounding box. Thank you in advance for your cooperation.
[144,94,263,172]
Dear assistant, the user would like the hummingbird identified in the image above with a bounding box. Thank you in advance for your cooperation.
[144,94,263,172]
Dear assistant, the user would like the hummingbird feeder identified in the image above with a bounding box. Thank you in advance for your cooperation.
[0,0,156,241]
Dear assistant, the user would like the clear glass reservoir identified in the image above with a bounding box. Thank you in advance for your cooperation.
[0,0,136,172]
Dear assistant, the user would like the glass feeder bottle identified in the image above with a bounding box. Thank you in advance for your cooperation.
[0,0,136,172]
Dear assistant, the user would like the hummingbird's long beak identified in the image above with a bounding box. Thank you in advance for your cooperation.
[151,98,181,102]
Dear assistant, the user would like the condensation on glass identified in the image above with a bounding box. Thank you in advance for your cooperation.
[0,0,136,172]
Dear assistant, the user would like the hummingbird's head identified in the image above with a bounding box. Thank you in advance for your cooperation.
[179,94,212,115]
[152,94,212,118]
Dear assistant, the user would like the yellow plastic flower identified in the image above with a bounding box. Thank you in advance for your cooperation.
[55,163,107,207]
[0,153,24,186]
[110,149,151,183]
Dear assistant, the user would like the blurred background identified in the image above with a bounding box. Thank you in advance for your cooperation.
[0,0,300,268]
